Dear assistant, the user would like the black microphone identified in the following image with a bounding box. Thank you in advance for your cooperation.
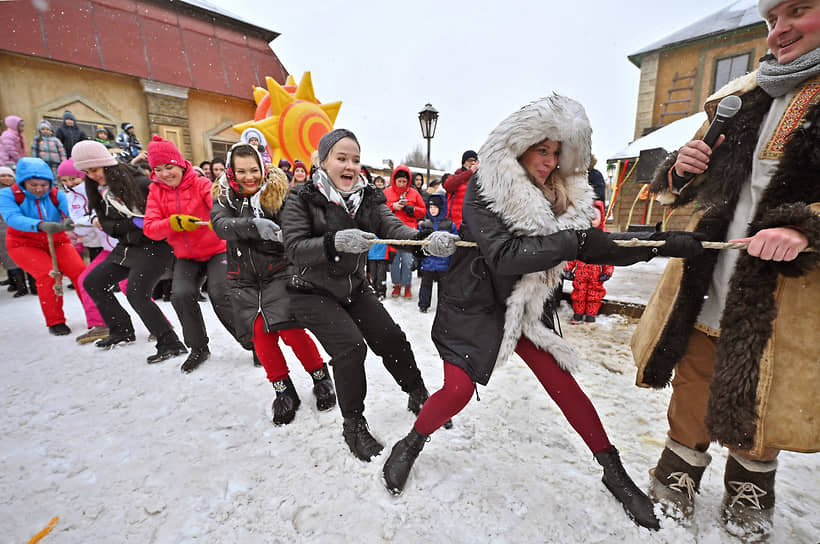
[679,95,742,183]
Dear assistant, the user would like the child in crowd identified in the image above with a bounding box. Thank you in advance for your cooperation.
[211,143,334,424]
[94,125,116,149]
[416,193,457,313]
[563,201,613,323]
[57,158,116,344]
[0,157,84,336]
[0,116,25,168]
[31,120,67,174]
[240,128,272,164]
[0,165,28,297]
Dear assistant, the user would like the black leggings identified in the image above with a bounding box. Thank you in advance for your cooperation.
[83,246,173,337]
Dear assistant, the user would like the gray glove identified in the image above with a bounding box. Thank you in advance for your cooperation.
[425,231,460,257]
[334,228,377,253]
[252,218,282,242]
[39,218,75,233]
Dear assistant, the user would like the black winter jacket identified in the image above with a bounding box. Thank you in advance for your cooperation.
[211,182,298,343]
[280,178,421,304]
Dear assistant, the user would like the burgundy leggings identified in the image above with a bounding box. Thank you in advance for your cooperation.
[252,315,324,383]
[414,336,612,453]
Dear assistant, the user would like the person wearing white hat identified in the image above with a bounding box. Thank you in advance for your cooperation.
[633,0,820,539]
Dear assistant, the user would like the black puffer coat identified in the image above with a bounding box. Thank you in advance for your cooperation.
[89,171,173,268]
[210,172,297,344]
[280,178,421,304]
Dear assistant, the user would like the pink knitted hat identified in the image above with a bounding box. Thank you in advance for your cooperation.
[72,140,118,170]
[57,158,82,178]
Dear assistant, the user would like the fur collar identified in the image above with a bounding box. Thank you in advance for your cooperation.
[212,166,289,215]
[477,94,596,372]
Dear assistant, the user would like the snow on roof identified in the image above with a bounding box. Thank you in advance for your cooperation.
[629,0,763,66]
[178,0,279,39]
[608,112,707,161]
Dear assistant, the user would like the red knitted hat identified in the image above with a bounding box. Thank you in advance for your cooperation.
[148,135,185,169]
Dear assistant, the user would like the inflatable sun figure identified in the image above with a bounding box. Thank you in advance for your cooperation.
[233,72,342,168]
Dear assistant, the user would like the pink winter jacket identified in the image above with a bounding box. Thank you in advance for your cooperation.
[0,116,26,166]
[143,162,226,260]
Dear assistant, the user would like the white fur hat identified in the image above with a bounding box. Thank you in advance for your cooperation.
[759,0,782,18]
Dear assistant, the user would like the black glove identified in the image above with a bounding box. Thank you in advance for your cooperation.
[575,228,618,263]
[650,230,707,258]
[403,205,415,215]
[598,273,611,282]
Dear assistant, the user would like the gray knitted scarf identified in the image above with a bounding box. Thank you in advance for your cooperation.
[313,169,366,217]
[756,48,820,97]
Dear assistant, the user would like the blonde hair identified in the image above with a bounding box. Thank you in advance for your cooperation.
[545,170,570,216]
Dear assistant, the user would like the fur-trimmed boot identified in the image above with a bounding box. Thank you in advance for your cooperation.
[594,446,660,530]
[342,415,383,461]
[649,438,711,522]
[720,453,776,542]
[271,376,300,425]
[310,364,336,411]
[383,428,429,495]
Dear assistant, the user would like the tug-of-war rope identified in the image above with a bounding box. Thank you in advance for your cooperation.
[374,238,816,252]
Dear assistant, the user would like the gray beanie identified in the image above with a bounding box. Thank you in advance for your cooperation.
[758,0,782,17]
[317,128,359,163]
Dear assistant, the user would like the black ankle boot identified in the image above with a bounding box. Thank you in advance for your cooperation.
[180,347,210,374]
[272,376,300,425]
[310,364,336,411]
[594,446,660,530]
[383,428,429,495]
[95,330,136,348]
[147,331,187,364]
[8,268,28,297]
[342,415,383,461]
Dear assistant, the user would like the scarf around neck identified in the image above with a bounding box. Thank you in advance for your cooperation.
[313,169,366,217]
[756,48,820,97]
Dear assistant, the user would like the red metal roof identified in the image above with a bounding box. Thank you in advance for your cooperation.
[0,0,288,100]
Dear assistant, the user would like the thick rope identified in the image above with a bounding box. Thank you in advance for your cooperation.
[373,238,816,252]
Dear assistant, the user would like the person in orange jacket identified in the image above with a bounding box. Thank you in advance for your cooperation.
[383,165,425,298]
[143,136,247,373]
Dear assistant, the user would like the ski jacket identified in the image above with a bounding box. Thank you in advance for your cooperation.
[55,123,87,158]
[211,167,298,343]
[632,72,820,456]
[383,166,426,228]
[443,166,473,229]
[31,121,67,168]
[64,182,114,249]
[417,193,458,272]
[116,131,142,160]
[0,157,69,234]
[431,95,652,386]
[0,116,25,167]
[144,163,226,261]
[281,174,422,304]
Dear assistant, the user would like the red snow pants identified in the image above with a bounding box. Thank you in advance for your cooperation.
[252,315,324,383]
[6,228,86,327]
[570,262,608,316]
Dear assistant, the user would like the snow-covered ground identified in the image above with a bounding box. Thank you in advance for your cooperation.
[1,270,818,543]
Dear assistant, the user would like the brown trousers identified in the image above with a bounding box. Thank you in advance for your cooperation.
[667,329,779,462]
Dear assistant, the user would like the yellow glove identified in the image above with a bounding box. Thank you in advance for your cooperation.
[169,214,203,232]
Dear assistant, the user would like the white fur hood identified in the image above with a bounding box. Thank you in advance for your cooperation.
[476,93,596,372]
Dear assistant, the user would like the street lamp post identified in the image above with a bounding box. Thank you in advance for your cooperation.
[418,103,439,186]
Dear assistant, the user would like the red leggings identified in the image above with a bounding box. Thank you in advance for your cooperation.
[252,315,324,383]
[414,336,612,453]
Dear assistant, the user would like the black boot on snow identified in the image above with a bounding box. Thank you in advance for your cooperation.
[147,331,187,364]
[407,383,453,429]
[594,446,660,530]
[48,323,71,336]
[271,376,301,425]
[342,415,384,461]
[310,364,336,411]
[96,330,136,348]
[8,268,28,297]
[180,347,210,374]
[383,428,429,495]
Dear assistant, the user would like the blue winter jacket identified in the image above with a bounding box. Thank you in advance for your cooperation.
[0,157,69,232]
[417,193,458,272]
